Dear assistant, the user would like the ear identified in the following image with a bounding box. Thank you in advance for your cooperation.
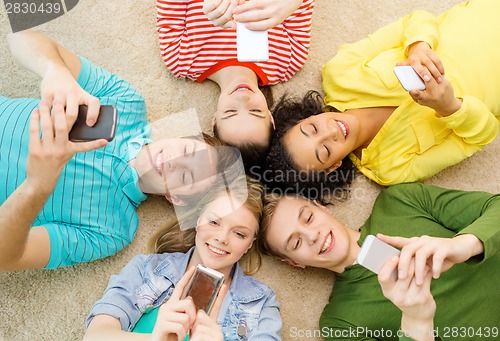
[281,258,305,269]
[268,110,275,129]
[165,194,186,206]
[312,200,330,213]
[326,160,342,175]
[211,113,217,133]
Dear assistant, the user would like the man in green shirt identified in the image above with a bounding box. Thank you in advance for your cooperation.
[258,183,499,340]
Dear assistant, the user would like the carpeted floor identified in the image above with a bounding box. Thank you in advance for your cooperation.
[1,0,497,340]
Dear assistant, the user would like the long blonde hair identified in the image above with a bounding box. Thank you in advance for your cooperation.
[148,175,264,275]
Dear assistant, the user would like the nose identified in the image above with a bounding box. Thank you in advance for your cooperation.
[304,228,320,245]
[214,228,229,245]
[318,121,339,142]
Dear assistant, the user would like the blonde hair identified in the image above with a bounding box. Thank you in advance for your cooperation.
[148,175,264,275]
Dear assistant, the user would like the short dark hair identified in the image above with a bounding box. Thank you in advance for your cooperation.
[263,90,356,202]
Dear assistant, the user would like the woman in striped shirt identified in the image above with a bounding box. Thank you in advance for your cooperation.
[156,0,314,167]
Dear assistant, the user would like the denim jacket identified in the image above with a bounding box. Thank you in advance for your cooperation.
[86,248,282,340]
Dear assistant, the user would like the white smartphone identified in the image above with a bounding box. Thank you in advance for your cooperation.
[236,22,269,62]
[393,66,426,91]
[356,235,400,281]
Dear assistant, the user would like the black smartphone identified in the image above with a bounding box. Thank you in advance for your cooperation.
[181,264,225,314]
[69,105,117,142]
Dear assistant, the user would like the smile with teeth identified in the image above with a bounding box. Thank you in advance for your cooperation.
[153,151,163,175]
[320,232,333,254]
[336,120,348,138]
[208,244,229,255]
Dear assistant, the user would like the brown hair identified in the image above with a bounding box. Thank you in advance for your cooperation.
[148,175,265,275]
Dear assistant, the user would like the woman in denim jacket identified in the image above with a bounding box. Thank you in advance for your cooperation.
[84,176,281,340]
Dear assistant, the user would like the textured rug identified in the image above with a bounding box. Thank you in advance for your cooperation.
[1,1,497,340]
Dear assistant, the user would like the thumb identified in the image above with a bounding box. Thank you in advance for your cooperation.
[74,139,108,153]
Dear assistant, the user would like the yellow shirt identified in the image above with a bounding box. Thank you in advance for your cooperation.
[322,0,500,185]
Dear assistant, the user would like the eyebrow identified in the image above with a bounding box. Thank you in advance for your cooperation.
[284,205,306,251]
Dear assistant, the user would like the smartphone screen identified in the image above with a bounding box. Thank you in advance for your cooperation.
[356,235,400,280]
[69,105,117,142]
[236,22,269,62]
[181,265,225,314]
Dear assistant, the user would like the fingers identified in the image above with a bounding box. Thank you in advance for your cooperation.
[73,139,108,153]
[53,102,70,146]
[39,101,55,146]
[204,0,238,29]
[29,108,41,152]
[376,234,411,248]
[84,96,101,127]
[378,256,399,289]
[171,266,196,300]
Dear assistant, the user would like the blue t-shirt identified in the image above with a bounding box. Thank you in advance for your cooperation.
[0,57,150,268]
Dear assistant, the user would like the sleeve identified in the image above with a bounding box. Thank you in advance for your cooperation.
[44,221,129,269]
[156,0,187,72]
[248,290,282,341]
[381,183,500,263]
[395,97,499,184]
[85,254,151,331]
[77,56,144,104]
[322,11,438,110]
[280,0,314,59]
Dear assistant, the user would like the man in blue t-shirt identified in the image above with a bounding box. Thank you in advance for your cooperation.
[0,30,224,271]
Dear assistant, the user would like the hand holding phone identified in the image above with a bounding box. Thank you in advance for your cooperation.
[69,105,117,142]
[356,235,400,281]
[181,264,225,314]
[394,66,426,91]
[236,22,269,62]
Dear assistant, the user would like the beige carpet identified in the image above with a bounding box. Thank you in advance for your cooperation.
[1,0,498,340]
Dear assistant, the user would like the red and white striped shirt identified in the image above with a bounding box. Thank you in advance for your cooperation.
[157,0,314,85]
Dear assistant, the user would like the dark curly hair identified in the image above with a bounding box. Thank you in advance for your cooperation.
[263,90,357,203]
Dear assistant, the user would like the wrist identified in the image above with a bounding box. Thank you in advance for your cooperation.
[454,234,484,259]
[437,97,462,117]
[401,315,435,341]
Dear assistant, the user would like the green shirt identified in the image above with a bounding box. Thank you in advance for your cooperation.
[132,306,188,340]
[320,183,500,340]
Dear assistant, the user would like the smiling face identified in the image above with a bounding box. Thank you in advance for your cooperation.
[213,82,274,148]
[131,137,218,201]
[283,112,359,172]
[265,196,359,272]
[192,195,258,276]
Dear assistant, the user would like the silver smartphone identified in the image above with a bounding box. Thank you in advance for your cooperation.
[356,235,400,281]
[394,65,426,91]
[181,264,225,314]
[236,22,269,62]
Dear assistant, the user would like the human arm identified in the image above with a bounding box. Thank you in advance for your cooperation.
[378,258,436,341]
[7,30,100,127]
[0,104,107,271]
[375,183,500,284]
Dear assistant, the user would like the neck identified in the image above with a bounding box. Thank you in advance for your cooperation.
[331,228,362,273]
[207,65,259,90]
[349,107,395,153]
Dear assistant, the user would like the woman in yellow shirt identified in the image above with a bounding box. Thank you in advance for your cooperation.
[264,0,500,199]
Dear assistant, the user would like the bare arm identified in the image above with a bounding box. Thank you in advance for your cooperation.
[0,102,106,271]
[7,29,100,125]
